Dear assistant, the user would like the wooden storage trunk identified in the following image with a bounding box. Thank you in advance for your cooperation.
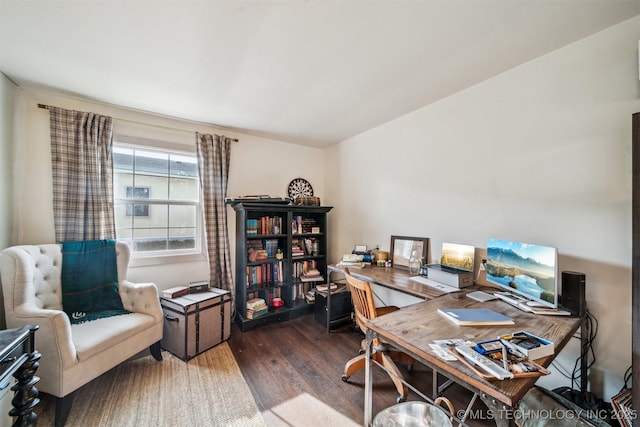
[160,288,231,361]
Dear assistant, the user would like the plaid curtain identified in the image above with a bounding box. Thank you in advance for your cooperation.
[49,107,115,242]
[196,133,234,303]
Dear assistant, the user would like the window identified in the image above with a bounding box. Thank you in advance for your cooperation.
[125,187,150,217]
[113,145,201,258]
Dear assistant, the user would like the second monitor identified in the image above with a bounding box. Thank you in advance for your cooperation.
[426,242,475,288]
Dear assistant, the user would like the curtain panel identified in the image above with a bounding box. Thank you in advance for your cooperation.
[196,133,234,304]
[49,107,115,242]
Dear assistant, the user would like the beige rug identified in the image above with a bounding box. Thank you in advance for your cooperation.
[34,343,267,427]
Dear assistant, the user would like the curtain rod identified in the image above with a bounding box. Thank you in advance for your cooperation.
[37,103,239,142]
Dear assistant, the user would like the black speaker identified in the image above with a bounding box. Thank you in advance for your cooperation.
[561,271,586,316]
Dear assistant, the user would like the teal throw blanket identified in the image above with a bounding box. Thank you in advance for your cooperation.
[61,239,130,324]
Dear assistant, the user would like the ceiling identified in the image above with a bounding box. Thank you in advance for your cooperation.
[1,1,639,148]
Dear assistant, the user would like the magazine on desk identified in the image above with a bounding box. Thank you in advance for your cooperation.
[449,344,550,381]
[437,308,515,326]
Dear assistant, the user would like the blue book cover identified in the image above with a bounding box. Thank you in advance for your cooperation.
[438,308,514,326]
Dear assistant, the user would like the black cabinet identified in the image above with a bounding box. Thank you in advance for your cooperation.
[314,289,353,330]
[230,202,333,331]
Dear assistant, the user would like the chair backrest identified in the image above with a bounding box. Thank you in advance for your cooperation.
[0,242,131,321]
[344,268,378,330]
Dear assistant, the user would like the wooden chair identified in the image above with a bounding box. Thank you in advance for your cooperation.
[341,268,415,402]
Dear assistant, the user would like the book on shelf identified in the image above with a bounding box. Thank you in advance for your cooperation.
[247,297,266,309]
[246,297,268,319]
[246,219,259,235]
[315,283,346,295]
[437,308,514,326]
[300,275,324,283]
[300,266,323,282]
[245,261,284,286]
[305,290,316,304]
[291,238,305,257]
[246,307,268,319]
[162,286,189,299]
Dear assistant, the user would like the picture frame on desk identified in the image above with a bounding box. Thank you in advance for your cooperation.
[390,235,429,270]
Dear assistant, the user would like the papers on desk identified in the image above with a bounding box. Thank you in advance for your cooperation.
[438,308,514,326]
[336,261,367,268]
[429,339,468,362]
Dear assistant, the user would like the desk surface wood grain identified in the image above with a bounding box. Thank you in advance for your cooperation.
[366,290,583,407]
[327,264,449,299]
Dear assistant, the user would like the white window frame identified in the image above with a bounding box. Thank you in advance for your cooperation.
[113,139,206,267]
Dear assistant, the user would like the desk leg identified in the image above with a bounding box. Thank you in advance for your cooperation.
[479,395,516,427]
[580,322,589,393]
[364,328,374,427]
[10,350,41,427]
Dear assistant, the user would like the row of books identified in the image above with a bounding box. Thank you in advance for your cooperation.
[291,237,319,257]
[246,261,284,286]
[292,260,324,282]
[247,216,283,235]
[247,238,279,257]
[293,216,320,234]
[291,238,305,257]
[290,282,315,302]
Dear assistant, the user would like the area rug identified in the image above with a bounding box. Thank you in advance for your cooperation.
[34,343,267,427]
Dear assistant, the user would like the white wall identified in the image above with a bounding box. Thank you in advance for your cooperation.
[325,17,640,399]
[0,73,17,250]
[0,73,19,329]
[10,88,325,289]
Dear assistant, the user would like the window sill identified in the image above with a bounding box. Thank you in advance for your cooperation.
[129,252,207,268]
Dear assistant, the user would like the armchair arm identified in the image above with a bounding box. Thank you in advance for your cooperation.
[11,303,77,369]
[119,280,163,322]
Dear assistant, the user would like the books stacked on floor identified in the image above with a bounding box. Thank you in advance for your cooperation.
[611,388,633,427]
[162,286,189,299]
[246,298,268,319]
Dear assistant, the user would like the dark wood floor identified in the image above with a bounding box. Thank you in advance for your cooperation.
[228,313,496,426]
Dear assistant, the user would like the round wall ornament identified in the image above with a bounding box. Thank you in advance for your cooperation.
[287,178,313,201]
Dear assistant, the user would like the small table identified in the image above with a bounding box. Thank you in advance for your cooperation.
[0,325,40,426]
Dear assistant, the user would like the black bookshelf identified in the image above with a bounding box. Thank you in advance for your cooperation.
[229,202,333,331]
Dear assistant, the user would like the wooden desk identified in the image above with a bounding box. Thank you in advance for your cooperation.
[363,291,584,427]
[327,264,449,300]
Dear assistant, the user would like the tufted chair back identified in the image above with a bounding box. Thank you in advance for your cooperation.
[1,242,130,319]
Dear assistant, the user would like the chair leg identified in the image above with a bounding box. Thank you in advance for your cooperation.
[55,393,75,427]
[342,353,367,380]
[380,352,408,401]
[150,341,163,361]
[388,350,415,370]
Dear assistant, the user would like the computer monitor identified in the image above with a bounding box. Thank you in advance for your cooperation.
[486,238,558,308]
[440,242,475,272]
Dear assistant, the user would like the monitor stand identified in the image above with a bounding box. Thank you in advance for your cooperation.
[493,292,571,316]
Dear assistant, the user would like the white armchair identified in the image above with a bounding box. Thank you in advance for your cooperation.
[0,241,163,426]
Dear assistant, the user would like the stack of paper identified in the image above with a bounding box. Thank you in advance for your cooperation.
[437,308,514,326]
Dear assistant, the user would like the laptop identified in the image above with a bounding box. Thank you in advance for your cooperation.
[438,242,475,273]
